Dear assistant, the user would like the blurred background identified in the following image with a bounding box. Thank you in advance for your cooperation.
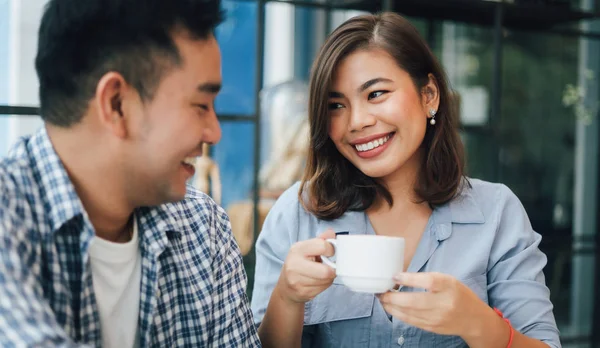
[0,0,598,346]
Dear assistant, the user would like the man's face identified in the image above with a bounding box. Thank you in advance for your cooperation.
[123,33,222,206]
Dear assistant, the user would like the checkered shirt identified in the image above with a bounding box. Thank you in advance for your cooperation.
[0,127,261,347]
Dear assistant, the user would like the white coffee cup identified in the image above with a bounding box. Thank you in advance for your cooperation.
[321,235,404,293]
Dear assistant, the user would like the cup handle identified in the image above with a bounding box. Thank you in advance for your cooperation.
[320,238,337,269]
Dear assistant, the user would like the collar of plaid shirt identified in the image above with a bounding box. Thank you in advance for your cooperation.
[32,128,180,342]
[0,127,260,347]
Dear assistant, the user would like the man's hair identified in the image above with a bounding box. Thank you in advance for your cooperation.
[35,0,224,127]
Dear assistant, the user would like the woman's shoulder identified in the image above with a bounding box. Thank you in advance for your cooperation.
[462,178,522,209]
[260,182,313,237]
[275,181,304,204]
[463,177,513,198]
[267,181,305,219]
[257,181,328,249]
[262,181,366,241]
[444,178,525,225]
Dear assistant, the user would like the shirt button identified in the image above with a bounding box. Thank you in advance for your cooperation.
[397,336,405,346]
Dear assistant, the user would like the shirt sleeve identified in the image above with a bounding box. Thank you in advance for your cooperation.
[487,184,561,348]
[249,185,300,326]
[0,176,86,347]
[208,203,261,348]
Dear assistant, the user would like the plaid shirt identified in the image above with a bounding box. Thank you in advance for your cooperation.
[0,128,261,347]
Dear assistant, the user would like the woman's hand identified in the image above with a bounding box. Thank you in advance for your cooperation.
[259,230,337,348]
[377,272,489,339]
[276,229,337,304]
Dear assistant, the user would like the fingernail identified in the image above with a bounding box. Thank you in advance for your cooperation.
[393,273,404,282]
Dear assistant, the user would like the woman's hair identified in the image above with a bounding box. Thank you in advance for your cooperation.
[300,12,465,220]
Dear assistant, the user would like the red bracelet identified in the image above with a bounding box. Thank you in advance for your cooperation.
[493,307,514,348]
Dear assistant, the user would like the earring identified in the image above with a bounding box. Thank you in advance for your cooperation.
[429,108,437,125]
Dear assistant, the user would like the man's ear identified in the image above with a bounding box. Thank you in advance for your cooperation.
[94,72,130,138]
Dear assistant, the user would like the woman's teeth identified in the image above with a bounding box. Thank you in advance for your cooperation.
[354,134,391,152]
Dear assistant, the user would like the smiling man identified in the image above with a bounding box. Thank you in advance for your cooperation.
[0,0,260,347]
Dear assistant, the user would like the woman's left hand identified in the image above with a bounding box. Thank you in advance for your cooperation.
[377,272,487,338]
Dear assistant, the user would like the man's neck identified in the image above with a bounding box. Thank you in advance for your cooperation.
[46,124,134,242]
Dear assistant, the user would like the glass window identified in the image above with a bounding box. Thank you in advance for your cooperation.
[0,0,11,155]
[211,121,260,295]
[211,0,260,290]
[435,18,598,344]
[215,0,258,116]
[0,0,46,156]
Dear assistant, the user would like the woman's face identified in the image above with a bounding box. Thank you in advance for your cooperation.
[327,48,438,182]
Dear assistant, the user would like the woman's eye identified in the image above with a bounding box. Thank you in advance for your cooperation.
[328,103,344,110]
[368,91,386,100]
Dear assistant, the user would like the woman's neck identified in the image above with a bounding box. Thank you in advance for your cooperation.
[367,163,432,238]
[380,148,422,202]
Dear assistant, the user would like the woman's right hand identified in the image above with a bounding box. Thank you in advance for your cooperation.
[275,229,337,304]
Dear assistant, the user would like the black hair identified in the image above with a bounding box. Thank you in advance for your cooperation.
[35,0,224,126]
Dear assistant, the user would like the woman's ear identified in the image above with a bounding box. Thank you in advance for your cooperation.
[421,73,440,114]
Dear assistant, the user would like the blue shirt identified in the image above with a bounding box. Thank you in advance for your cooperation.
[0,128,261,347]
[251,180,561,348]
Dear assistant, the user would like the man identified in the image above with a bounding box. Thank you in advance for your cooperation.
[0,0,260,346]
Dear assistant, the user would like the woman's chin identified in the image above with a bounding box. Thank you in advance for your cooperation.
[357,166,397,179]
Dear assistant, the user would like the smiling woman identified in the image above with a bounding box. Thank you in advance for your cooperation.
[251,12,560,348]
[303,15,464,220]
[326,49,439,185]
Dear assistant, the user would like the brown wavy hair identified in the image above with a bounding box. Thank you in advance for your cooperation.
[300,12,465,220]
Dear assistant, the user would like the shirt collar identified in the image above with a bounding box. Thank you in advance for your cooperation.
[137,205,182,256]
[29,127,188,246]
[136,188,217,258]
[431,180,485,241]
[29,127,86,233]
[434,180,485,225]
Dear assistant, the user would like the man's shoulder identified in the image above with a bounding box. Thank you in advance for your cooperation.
[158,186,229,235]
[171,185,222,216]
[0,145,40,240]
[153,186,237,263]
[1,133,37,186]
[0,148,38,210]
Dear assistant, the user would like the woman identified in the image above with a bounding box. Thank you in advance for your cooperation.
[251,12,560,348]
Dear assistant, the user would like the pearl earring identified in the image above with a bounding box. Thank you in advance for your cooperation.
[429,108,437,125]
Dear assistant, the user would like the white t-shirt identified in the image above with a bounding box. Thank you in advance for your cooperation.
[89,219,142,348]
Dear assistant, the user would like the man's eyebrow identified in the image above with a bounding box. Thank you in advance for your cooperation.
[197,82,222,94]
